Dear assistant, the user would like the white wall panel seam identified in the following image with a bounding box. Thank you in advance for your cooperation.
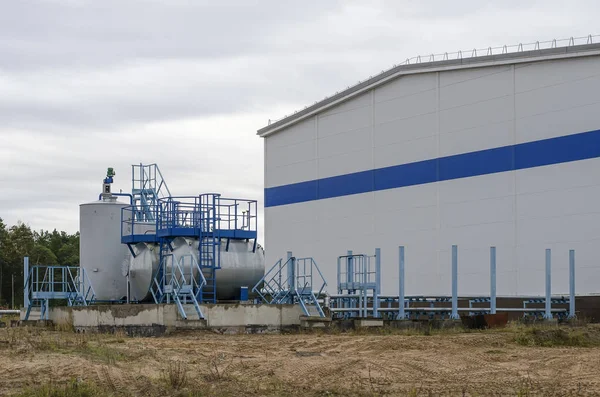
[440,66,513,88]
[373,131,439,150]
[267,136,316,150]
[316,123,371,142]
[315,115,319,181]
[515,69,600,94]
[516,99,600,125]
[315,146,372,163]
[268,157,318,170]
[436,71,442,287]
[441,220,513,228]
[440,93,513,112]
[512,64,519,292]
[374,86,437,104]
[320,86,438,117]
[516,181,600,197]
[374,110,438,129]
[517,209,600,221]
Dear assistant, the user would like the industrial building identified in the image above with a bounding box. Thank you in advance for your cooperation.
[259,41,600,300]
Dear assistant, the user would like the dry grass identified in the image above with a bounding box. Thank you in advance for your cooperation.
[1,322,600,396]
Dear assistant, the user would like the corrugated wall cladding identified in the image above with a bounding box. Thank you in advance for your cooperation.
[263,54,600,297]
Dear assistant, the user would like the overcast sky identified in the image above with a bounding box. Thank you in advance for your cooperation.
[0,0,598,243]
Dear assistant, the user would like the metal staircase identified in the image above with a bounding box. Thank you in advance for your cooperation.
[23,260,96,321]
[253,254,327,318]
[131,163,171,222]
[149,251,206,320]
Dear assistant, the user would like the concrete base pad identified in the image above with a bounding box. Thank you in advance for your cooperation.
[300,315,332,328]
[20,303,305,335]
[354,319,384,328]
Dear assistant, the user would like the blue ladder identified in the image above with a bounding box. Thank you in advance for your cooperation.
[198,194,220,303]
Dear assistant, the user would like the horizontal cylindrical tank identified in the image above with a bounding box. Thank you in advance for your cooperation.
[80,198,129,301]
[127,237,265,301]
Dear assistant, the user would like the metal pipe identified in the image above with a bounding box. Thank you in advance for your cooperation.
[23,257,29,309]
[0,310,20,315]
[451,245,459,319]
[329,307,568,313]
[98,192,133,204]
[287,251,293,293]
[347,250,353,289]
[569,249,575,319]
[545,249,552,320]
[490,247,496,314]
[398,246,406,320]
[374,248,381,318]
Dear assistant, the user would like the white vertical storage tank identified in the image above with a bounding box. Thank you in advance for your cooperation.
[80,197,129,301]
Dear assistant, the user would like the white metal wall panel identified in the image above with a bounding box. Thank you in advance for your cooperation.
[264,53,600,297]
[265,117,316,188]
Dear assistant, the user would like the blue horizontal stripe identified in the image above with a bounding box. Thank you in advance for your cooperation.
[265,129,600,207]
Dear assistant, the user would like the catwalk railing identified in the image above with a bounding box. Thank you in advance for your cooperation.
[23,257,96,320]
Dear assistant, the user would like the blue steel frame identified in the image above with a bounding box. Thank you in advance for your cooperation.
[334,249,381,319]
[23,258,96,320]
[329,245,575,321]
[117,163,259,307]
[252,252,327,317]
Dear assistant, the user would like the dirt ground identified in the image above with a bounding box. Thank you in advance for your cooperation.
[1,323,600,396]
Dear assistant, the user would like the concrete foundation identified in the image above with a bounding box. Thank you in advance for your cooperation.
[21,303,304,335]
[354,318,384,328]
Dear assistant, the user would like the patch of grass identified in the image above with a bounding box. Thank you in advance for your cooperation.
[514,326,600,347]
[162,360,188,390]
[16,379,103,397]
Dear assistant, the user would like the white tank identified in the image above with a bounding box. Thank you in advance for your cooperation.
[80,198,129,301]
[127,237,265,301]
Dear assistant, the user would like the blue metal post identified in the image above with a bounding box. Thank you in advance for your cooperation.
[336,257,341,294]
[374,248,381,318]
[569,249,575,319]
[347,250,353,289]
[490,247,496,315]
[287,251,294,294]
[398,246,405,320]
[451,245,459,319]
[24,256,30,309]
[347,250,353,316]
[545,249,552,320]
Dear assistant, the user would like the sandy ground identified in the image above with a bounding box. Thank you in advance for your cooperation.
[1,325,600,396]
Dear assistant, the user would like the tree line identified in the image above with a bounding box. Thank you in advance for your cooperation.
[0,218,79,308]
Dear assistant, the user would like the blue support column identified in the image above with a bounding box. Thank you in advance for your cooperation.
[569,249,576,319]
[287,251,294,296]
[24,256,30,309]
[451,245,459,320]
[347,250,353,288]
[490,247,496,315]
[398,246,405,320]
[544,249,552,320]
[347,250,353,315]
[374,248,381,318]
